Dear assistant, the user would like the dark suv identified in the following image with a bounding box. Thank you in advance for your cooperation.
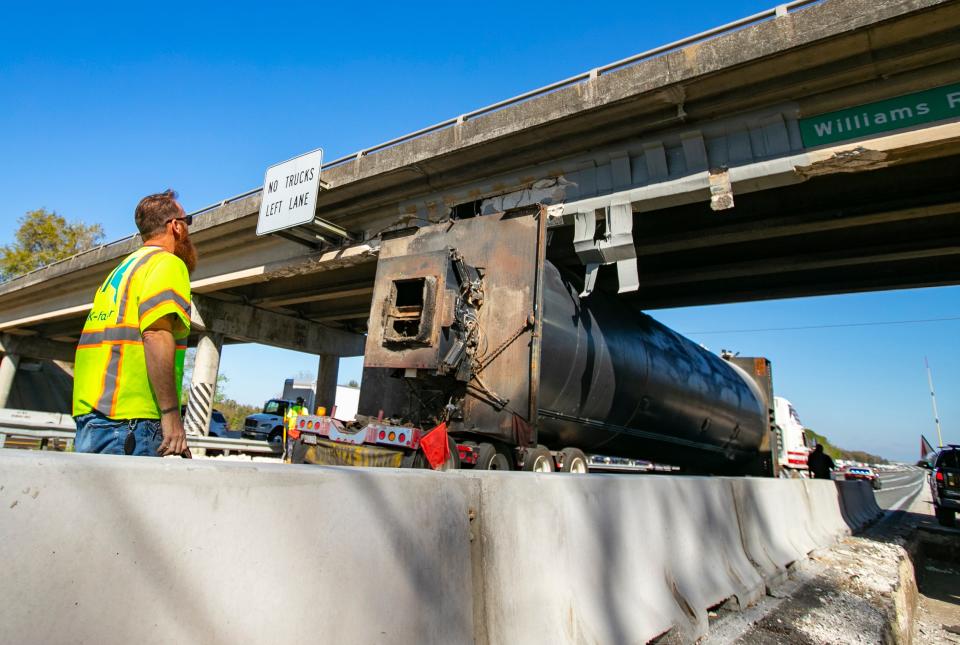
[929,445,960,527]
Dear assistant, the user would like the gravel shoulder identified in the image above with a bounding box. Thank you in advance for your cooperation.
[705,480,959,645]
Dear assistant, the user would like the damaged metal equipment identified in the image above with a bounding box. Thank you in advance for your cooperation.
[572,201,639,296]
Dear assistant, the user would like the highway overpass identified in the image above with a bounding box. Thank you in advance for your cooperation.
[1,0,958,431]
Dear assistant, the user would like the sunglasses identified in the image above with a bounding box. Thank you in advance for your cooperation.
[165,215,193,227]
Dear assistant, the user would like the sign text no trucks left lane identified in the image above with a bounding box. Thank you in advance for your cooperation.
[256,148,323,236]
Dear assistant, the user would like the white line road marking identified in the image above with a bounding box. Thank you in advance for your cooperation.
[880,481,924,492]
[886,479,925,512]
[881,475,915,485]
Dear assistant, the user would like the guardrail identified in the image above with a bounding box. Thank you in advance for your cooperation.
[0,410,279,455]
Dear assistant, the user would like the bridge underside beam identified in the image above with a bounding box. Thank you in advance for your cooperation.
[0,334,76,363]
[191,294,366,357]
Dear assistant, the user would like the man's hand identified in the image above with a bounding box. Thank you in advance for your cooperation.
[158,412,188,457]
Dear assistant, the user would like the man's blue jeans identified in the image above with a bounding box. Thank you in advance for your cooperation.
[74,410,163,457]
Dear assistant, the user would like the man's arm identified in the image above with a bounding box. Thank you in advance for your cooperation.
[142,314,189,457]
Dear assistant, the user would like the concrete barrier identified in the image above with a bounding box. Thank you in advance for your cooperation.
[467,473,765,643]
[1,452,877,644]
[728,478,822,587]
[0,451,478,645]
[802,479,853,543]
[837,480,884,530]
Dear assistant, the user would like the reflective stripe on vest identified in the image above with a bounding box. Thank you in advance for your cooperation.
[93,248,163,415]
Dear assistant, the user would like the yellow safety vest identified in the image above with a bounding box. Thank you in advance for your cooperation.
[285,405,306,429]
[72,246,191,419]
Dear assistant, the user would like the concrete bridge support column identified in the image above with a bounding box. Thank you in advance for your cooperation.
[183,332,224,439]
[0,352,20,409]
[316,353,339,415]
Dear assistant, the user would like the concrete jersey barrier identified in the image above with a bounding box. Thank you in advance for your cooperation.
[836,479,884,529]
[467,472,765,643]
[1,452,882,644]
[0,451,479,645]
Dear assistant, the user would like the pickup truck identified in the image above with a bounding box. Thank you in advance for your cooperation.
[928,445,960,527]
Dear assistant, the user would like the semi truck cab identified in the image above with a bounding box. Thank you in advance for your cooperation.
[774,396,810,475]
[242,398,291,445]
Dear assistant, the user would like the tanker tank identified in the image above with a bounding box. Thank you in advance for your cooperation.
[535,261,768,471]
[356,214,772,474]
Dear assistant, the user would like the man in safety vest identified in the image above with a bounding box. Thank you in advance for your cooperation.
[72,189,198,457]
[283,396,307,460]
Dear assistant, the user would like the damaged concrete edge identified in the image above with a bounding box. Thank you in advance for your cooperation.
[794,121,960,177]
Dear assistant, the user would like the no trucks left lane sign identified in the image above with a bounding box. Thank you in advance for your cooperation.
[256,148,323,236]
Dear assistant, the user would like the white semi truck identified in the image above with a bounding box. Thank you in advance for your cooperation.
[773,396,811,476]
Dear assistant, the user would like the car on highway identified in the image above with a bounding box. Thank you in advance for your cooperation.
[843,466,882,490]
[927,445,960,527]
[179,406,231,437]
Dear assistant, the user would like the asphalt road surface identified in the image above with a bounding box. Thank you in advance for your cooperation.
[872,467,927,511]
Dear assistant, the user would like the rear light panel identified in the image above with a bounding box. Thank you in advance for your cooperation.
[368,423,422,449]
[296,415,424,449]
[297,415,372,445]
[936,469,944,483]
[458,444,478,465]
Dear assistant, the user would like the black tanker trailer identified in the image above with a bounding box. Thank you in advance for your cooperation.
[290,211,777,475]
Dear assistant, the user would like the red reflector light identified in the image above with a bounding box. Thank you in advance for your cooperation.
[379,430,386,440]
[399,433,405,443]
[299,420,305,428]
[936,470,944,483]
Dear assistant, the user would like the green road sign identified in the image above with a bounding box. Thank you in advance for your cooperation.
[800,82,960,148]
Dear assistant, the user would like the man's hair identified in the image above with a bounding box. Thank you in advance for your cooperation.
[135,189,180,238]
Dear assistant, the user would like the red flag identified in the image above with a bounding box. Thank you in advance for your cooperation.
[921,434,935,458]
[420,422,450,470]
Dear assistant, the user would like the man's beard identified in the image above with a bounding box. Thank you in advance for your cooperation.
[174,235,198,274]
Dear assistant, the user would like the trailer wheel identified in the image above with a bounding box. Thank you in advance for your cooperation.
[522,445,554,472]
[935,505,956,527]
[559,448,588,473]
[436,435,461,471]
[475,442,511,470]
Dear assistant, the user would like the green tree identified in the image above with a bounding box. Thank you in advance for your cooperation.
[216,398,261,431]
[804,428,888,464]
[0,208,104,281]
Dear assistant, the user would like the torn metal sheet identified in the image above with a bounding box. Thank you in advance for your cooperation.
[572,201,639,296]
[479,177,572,215]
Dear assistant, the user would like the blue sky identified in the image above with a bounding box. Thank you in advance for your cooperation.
[2,1,957,460]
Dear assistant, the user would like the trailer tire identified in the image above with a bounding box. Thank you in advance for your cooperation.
[475,442,511,470]
[437,435,461,471]
[559,447,589,473]
[406,436,462,470]
[522,445,554,472]
[935,505,955,527]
